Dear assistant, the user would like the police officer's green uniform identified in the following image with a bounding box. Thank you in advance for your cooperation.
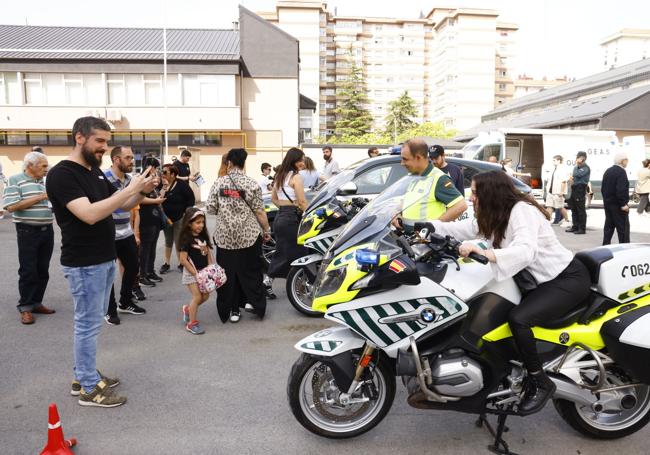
[402,162,464,229]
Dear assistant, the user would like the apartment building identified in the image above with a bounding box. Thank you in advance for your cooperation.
[0,6,300,199]
[601,29,650,70]
[261,1,517,137]
[495,22,518,106]
[513,75,568,98]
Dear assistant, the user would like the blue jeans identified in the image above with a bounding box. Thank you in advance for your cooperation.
[62,261,116,391]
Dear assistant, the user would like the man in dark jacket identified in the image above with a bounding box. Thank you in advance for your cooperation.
[566,151,590,234]
[601,152,630,245]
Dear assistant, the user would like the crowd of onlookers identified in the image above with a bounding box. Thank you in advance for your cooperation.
[2,115,649,408]
[0,116,346,407]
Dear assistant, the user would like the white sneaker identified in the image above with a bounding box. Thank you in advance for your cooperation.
[244,303,255,313]
[560,220,572,228]
[229,312,240,323]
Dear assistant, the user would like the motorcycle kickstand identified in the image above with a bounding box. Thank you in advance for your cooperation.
[477,414,517,455]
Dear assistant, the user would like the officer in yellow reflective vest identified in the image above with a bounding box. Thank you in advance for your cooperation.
[398,139,467,230]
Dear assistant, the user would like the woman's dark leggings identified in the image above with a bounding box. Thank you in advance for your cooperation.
[508,258,591,372]
[139,224,161,276]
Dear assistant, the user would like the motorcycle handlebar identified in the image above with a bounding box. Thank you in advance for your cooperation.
[468,252,489,265]
[397,236,416,258]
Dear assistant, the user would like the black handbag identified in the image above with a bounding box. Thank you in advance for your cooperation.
[513,268,538,295]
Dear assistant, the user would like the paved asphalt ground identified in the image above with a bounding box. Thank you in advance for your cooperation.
[1,209,650,455]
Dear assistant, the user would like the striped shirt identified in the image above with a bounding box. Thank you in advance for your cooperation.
[104,169,133,240]
[2,172,53,225]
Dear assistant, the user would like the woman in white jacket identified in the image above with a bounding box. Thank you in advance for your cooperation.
[432,170,591,415]
[636,159,650,216]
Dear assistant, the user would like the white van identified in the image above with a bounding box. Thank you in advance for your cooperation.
[461,128,645,202]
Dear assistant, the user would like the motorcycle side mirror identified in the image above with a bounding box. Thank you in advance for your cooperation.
[337,181,358,196]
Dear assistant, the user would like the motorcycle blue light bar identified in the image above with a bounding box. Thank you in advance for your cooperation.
[315,208,327,218]
[356,249,380,266]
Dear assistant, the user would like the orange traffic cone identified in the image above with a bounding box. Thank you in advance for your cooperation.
[40,403,77,455]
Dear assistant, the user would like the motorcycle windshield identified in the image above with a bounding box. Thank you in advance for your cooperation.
[328,174,434,255]
[305,169,355,213]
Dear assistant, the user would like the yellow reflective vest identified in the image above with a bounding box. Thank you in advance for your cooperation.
[402,164,447,227]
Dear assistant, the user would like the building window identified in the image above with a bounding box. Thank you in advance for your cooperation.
[181,74,234,106]
[143,74,162,105]
[0,73,6,104]
[498,83,506,91]
[28,132,48,144]
[7,132,27,145]
[24,74,43,105]
[48,132,72,145]
[500,70,507,77]
[64,74,84,105]
[0,72,19,104]
[107,75,126,105]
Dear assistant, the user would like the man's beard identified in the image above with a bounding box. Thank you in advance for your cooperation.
[118,162,133,174]
[81,144,102,167]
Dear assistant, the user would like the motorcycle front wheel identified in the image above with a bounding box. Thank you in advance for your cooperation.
[286,266,321,317]
[287,353,395,439]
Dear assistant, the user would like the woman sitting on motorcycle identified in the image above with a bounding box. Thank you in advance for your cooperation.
[431,170,591,415]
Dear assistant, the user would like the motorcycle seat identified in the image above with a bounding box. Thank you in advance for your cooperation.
[538,304,588,329]
[574,247,614,284]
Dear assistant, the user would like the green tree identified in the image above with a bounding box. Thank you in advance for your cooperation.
[397,121,457,143]
[334,62,373,138]
[385,91,418,139]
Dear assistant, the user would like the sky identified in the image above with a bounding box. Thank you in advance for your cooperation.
[2,0,649,79]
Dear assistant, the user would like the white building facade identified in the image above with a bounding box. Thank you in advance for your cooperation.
[601,29,650,70]
[261,2,518,137]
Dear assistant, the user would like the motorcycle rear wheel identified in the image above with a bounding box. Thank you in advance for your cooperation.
[286,266,321,317]
[554,382,650,439]
[287,353,395,439]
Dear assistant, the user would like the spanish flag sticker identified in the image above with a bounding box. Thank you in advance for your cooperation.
[389,259,406,273]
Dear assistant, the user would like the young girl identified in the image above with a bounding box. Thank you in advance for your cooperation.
[178,207,214,335]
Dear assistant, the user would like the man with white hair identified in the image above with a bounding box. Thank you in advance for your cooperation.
[2,151,56,324]
[601,151,630,245]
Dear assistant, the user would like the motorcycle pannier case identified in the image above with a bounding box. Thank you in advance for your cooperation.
[600,305,650,384]
[578,244,650,303]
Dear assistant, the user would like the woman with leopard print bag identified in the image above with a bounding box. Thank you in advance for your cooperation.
[206,148,273,323]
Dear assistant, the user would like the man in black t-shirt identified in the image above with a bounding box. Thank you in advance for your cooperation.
[46,116,157,408]
[174,149,195,182]
[429,144,465,195]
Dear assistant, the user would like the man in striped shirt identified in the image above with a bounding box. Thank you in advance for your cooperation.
[103,146,146,324]
[2,151,56,324]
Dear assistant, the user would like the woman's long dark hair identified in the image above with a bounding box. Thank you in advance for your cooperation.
[273,147,305,191]
[179,207,212,249]
[473,170,549,248]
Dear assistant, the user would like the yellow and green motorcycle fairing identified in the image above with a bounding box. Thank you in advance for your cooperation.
[483,294,650,350]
